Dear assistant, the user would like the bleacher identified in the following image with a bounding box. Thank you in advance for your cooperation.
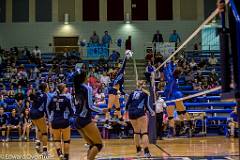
[0,50,237,139]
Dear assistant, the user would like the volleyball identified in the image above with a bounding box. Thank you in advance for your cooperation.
[125,50,133,59]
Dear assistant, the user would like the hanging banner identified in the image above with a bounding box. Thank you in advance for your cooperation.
[87,43,109,58]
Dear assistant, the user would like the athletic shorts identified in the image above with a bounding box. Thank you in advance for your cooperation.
[128,109,145,120]
[73,117,92,129]
[30,109,44,120]
[51,118,70,129]
[108,88,118,95]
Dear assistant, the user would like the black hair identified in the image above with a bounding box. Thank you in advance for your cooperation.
[39,83,48,92]
[73,71,87,93]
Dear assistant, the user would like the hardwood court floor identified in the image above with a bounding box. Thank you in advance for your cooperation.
[0,136,239,160]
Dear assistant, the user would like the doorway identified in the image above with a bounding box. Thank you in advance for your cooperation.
[53,36,79,53]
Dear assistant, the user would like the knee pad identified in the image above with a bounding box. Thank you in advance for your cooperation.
[141,132,148,136]
[168,117,174,120]
[64,140,71,144]
[177,111,182,115]
[54,140,61,142]
[42,132,48,136]
[94,144,103,152]
[116,108,120,111]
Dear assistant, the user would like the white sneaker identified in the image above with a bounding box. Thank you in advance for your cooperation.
[144,152,152,158]
[5,137,9,142]
[35,142,42,154]
[42,151,49,158]
[59,154,65,160]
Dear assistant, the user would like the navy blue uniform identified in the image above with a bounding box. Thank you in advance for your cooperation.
[0,114,8,127]
[126,89,154,119]
[48,94,74,129]
[108,57,127,95]
[8,114,21,126]
[74,84,103,128]
[30,91,48,120]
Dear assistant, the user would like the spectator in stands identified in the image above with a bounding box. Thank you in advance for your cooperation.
[6,108,22,141]
[152,30,164,43]
[169,30,181,48]
[189,58,197,69]
[155,95,166,140]
[32,46,41,60]
[13,98,25,115]
[21,108,32,141]
[24,100,31,110]
[145,61,156,83]
[228,107,238,137]
[193,43,200,51]
[145,49,154,63]
[152,30,163,54]
[0,106,7,141]
[94,88,106,106]
[198,58,207,69]
[89,31,100,44]
[154,52,164,64]
[8,85,15,98]
[100,71,110,86]
[208,53,218,66]
[102,31,112,48]
[125,36,132,50]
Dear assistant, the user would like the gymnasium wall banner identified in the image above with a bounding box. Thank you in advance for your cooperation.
[87,43,109,58]
[154,42,175,59]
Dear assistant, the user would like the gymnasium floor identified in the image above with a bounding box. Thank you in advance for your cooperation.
[0,136,239,160]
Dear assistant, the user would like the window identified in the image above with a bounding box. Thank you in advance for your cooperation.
[107,0,124,21]
[12,0,29,22]
[36,0,52,22]
[131,0,148,20]
[0,0,6,22]
[83,0,99,21]
[156,0,173,20]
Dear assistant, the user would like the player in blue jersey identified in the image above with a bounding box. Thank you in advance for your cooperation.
[125,80,155,157]
[73,70,107,160]
[48,83,74,160]
[29,83,49,156]
[105,50,132,127]
[163,62,192,137]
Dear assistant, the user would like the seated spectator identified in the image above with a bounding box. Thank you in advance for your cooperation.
[100,71,110,86]
[32,46,41,60]
[21,108,32,141]
[24,100,31,110]
[208,53,218,66]
[145,50,154,63]
[189,58,197,69]
[6,109,21,141]
[198,58,207,69]
[94,88,106,106]
[0,106,8,141]
[8,85,15,97]
[192,79,203,91]
[88,74,100,89]
[13,97,24,114]
[154,52,164,64]
[228,107,238,137]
